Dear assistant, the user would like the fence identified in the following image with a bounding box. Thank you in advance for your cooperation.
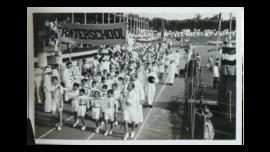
[183,58,235,139]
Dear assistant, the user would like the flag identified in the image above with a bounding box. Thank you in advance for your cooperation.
[218,13,222,21]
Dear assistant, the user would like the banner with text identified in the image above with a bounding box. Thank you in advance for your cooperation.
[57,23,127,46]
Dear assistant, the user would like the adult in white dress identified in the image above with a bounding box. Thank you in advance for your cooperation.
[146,68,159,108]
[62,61,74,91]
[43,68,52,112]
[167,60,177,85]
[133,74,145,124]
[123,83,138,140]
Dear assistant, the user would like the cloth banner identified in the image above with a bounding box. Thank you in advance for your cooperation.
[57,23,127,45]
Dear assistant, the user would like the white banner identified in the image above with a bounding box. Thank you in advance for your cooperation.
[57,23,127,46]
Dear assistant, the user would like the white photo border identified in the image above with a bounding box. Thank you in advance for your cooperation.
[27,7,244,145]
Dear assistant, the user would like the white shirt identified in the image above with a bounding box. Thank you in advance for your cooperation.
[62,68,73,84]
[100,61,111,73]
[213,65,219,78]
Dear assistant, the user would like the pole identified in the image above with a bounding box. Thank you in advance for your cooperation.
[191,60,195,139]
[126,14,129,30]
[71,13,74,24]
[216,13,222,57]
[84,13,87,24]
[95,13,98,24]
[229,13,232,42]
[119,13,121,23]
[229,91,232,122]
[69,44,72,62]
[135,19,137,34]
[137,18,139,34]
[114,13,116,24]
[108,13,110,24]
[102,13,104,24]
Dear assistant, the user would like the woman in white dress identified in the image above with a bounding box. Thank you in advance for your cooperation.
[123,83,138,140]
[43,68,52,112]
[146,68,159,108]
[167,60,177,85]
[132,74,145,124]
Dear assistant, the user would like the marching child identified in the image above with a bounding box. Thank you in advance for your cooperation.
[91,91,102,133]
[101,89,117,136]
[112,83,121,126]
[50,76,64,131]
[80,78,90,97]
[101,84,108,97]
[66,83,80,127]
[123,83,138,140]
[96,72,102,83]
[77,89,90,131]
[90,81,99,97]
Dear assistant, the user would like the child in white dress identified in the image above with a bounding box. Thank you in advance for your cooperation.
[76,89,90,131]
[101,89,117,136]
[50,76,64,131]
[91,91,102,133]
[66,83,80,127]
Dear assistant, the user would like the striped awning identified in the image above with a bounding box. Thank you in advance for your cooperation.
[221,46,236,76]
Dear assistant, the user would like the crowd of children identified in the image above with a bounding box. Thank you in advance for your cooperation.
[39,41,183,140]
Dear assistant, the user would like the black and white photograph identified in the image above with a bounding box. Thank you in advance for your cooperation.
[27,7,244,145]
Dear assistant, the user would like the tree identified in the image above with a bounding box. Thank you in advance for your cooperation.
[194,14,202,20]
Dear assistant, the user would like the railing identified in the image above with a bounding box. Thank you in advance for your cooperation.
[184,59,217,139]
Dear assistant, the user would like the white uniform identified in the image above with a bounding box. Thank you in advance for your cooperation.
[62,68,74,91]
[77,95,90,117]
[123,89,138,123]
[146,72,159,106]
[134,79,145,124]
[51,84,64,112]
[113,89,121,112]
[100,61,111,73]
[213,65,219,78]
[102,97,116,121]
[167,62,177,84]
[91,98,102,120]
[174,52,181,67]
[66,89,79,112]
[43,74,52,112]
[73,66,82,81]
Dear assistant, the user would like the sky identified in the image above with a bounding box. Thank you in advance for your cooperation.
[136,13,234,21]
[30,7,239,21]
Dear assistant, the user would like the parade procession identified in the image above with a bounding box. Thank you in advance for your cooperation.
[28,8,242,144]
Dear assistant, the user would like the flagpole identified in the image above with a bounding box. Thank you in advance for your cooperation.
[229,13,232,42]
[216,13,222,56]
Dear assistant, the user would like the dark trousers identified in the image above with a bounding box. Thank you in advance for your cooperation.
[213,77,219,89]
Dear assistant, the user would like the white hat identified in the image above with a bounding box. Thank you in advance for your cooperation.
[45,68,52,74]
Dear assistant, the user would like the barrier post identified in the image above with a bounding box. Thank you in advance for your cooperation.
[229,91,232,122]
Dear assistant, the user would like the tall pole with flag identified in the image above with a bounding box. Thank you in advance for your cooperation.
[216,13,222,53]
[158,20,165,59]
